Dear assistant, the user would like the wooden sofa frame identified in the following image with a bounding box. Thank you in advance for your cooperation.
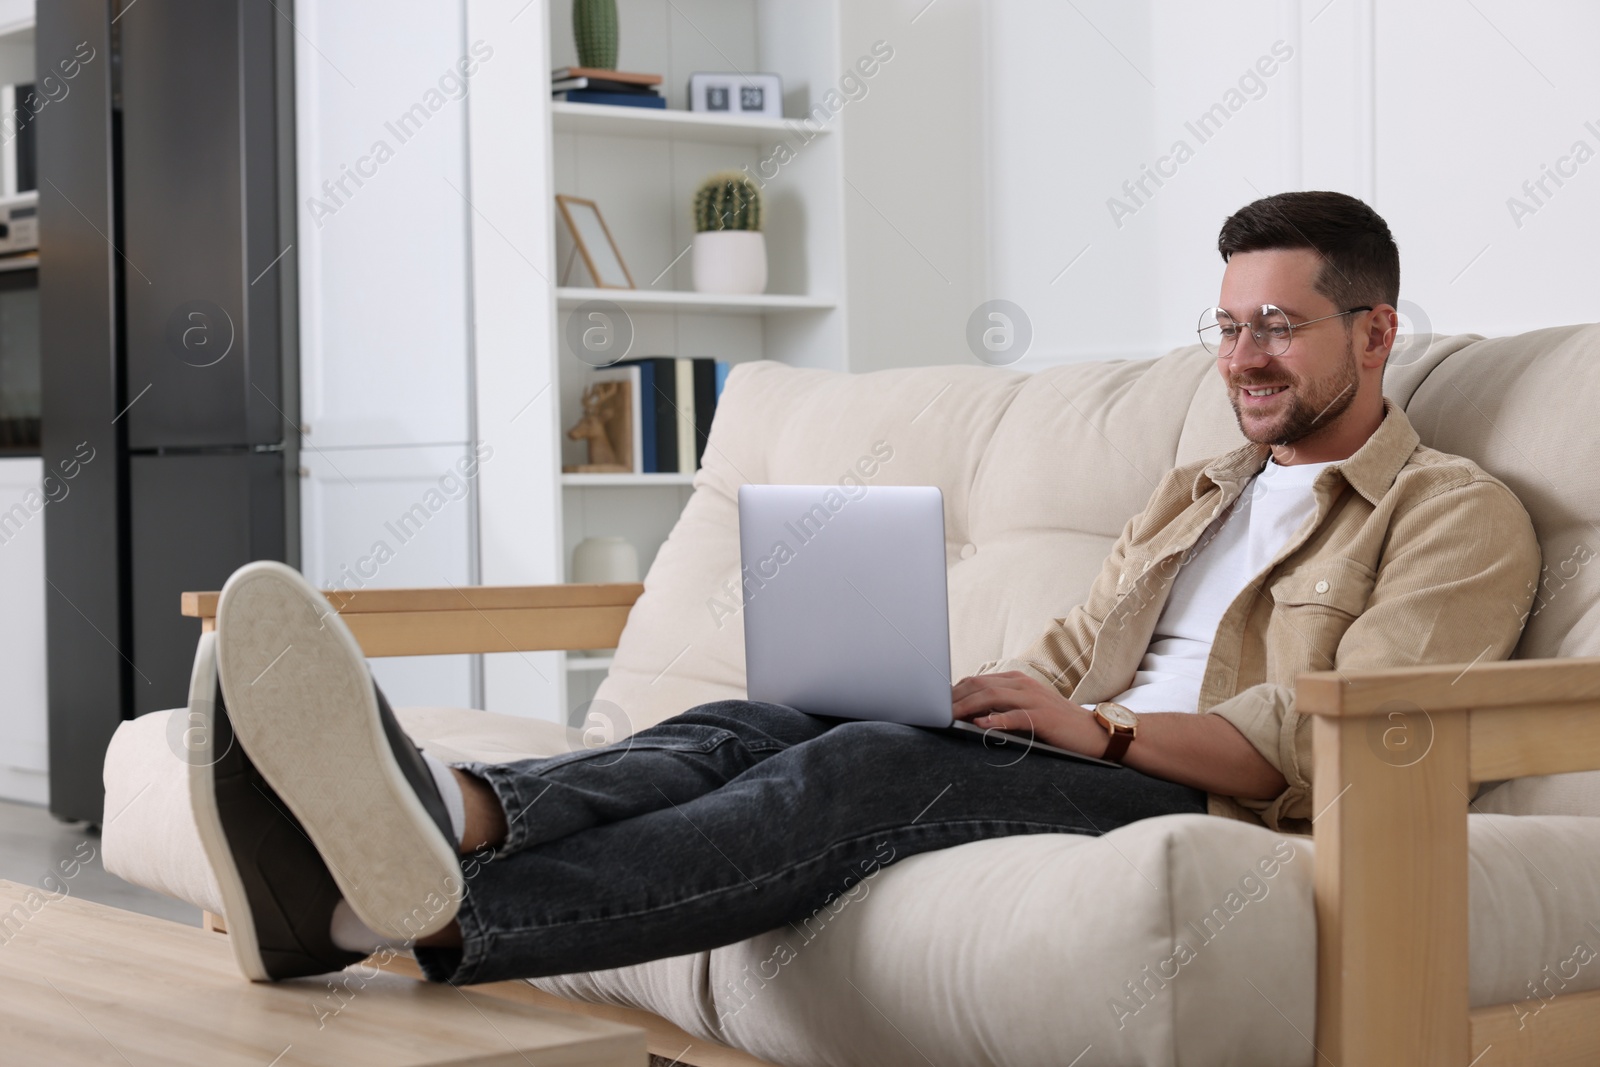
[182,582,1600,1067]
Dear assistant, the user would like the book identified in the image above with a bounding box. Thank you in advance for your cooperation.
[633,361,657,472]
[588,365,644,473]
[615,358,677,473]
[552,77,660,95]
[552,67,663,86]
[692,358,717,469]
[555,89,667,109]
[674,358,695,474]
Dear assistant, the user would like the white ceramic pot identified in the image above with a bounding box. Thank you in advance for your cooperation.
[692,231,767,295]
[572,535,640,584]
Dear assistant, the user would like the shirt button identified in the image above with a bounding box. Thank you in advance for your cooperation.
[1315,579,1330,594]
[959,543,977,560]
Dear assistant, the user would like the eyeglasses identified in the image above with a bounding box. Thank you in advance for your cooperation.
[1197,304,1372,358]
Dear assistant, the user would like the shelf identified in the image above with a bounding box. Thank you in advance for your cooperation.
[566,654,614,672]
[556,287,834,316]
[562,472,695,487]
[551,101,828,147]
[0,253,37,273]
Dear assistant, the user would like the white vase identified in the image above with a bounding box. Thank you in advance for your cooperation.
[571,536,640,657]
[572,535,639,583]
[692,231,767,295]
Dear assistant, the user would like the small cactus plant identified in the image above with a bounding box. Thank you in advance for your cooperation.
[573,0,618,70]
[693,171,763,233]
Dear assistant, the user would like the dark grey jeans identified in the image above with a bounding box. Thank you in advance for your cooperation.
[412,700,1207,985]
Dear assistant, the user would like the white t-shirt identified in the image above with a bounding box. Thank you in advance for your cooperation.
[1088,456,1336,714]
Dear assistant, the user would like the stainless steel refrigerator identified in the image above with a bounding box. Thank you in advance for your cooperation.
[39,0,299,823]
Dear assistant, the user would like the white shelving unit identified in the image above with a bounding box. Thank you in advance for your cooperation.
[554,286,835,315]
[561,471,695,487]
[551,100,830,146]
[543,0,847,721]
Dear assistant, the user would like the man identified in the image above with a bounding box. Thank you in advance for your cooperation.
[196,191,1540,986]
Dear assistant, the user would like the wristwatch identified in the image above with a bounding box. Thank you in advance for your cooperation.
[1093,702,1139,763]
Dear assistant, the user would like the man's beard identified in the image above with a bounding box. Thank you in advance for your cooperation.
[1229,347,1360,448]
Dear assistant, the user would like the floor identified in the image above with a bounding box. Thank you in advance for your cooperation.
[0,798,199,926]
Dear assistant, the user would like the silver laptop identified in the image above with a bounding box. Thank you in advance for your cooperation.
[738,484,1119,767]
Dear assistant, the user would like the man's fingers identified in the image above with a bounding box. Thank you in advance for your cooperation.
[951,672,1032,703]
[951,686,1021,720]
[969,708,1039,735]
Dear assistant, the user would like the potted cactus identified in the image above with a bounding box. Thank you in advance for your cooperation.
[692,170,767,295]
[572,0,618,70]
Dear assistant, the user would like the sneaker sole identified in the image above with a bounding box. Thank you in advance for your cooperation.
[186,631,271,982]
[215,561,461,940]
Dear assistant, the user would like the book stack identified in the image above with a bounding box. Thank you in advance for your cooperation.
[588,358,730,474]
[552,67,666,110]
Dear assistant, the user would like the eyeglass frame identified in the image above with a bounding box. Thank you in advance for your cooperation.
[1197,303,1374,358]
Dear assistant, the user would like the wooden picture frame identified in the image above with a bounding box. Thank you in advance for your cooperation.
[555,194,635,289]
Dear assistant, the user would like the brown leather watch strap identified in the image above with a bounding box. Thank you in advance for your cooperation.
[1102,729,1134,764]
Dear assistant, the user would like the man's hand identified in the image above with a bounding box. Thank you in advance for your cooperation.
[951,671,1108,758]
[951,671,1290,800]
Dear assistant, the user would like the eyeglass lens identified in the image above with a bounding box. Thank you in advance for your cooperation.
[1197,306,1294,357]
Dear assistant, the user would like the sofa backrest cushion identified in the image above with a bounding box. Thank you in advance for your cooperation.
[1400,324,1600,663]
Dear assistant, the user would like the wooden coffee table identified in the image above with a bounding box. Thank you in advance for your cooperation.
[0,880,644,1065]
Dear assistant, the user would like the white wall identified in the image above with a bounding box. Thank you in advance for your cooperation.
[981,0,1600,368]
[984,0,1156,368]
[840,0,988,370]
[1375,0,1600,338]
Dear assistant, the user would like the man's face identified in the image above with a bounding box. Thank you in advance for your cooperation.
[1214,248,1362,448]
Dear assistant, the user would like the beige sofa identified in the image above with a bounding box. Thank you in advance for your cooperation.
[103,325,1600,1066]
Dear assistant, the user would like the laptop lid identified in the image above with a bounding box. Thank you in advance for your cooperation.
[738,484,953,726]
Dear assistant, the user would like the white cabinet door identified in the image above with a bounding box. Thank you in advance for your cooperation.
[294,0,472,449]
[300,444,478,709]
[0,457,49,805]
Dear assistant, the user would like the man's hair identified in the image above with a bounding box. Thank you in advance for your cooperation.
[1217,191,1400,311]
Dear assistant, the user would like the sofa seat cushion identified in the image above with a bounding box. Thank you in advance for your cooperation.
[534,812,1600,1062]
[104,706,1600,1067]
[537,815,1318,1067]
[533,812,1600,1067]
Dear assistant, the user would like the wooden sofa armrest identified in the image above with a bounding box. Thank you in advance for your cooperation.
[1298,656,1600,1067]
[180,582,644,657]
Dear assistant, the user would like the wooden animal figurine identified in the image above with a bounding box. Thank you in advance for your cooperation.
[564,380,632,473]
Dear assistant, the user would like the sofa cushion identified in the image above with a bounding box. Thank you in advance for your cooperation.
[1400,324,1600,664]
[536,815,1318,1067]
[1400,324,1600,816]
[532,811,1600,1067]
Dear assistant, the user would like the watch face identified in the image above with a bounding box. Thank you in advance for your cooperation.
[1100,703,1138,728]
